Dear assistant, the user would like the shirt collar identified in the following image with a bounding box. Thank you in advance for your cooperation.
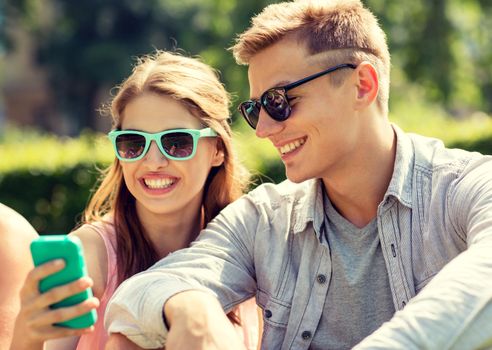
[291,178,325,239]
[383,124,414,208]
[291,124,414,238]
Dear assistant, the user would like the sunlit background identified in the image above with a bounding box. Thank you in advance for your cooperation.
[1,0,491,234]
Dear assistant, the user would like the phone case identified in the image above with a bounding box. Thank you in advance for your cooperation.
[30,235,97,328]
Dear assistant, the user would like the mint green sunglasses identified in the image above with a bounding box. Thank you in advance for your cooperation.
[107,128,217,162]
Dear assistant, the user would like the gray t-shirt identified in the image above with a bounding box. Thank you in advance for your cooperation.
[310,193,395,349]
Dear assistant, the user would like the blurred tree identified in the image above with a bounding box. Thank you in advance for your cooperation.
[365,0,492,114]
[1,0,276,134]
[1,0,491,233]
[1,0,491,133]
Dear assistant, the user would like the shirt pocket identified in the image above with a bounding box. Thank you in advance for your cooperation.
[258,296,291,350]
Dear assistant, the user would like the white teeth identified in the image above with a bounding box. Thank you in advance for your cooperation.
[279,138,305,155]
[144,178,175,189]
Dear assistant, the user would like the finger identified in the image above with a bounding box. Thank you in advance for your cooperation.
[29,296,99,329]
[21,259,66,298]
[35,277,94,310]
[29,324,95,342]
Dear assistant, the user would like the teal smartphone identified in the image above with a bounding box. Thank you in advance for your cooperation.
[30,235,97,328]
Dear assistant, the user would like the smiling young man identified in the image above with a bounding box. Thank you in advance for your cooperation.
[104,1,492,349]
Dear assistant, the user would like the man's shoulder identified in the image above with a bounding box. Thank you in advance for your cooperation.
[408,132,485,172]
[406,133,492,206]
[247,178,317,203]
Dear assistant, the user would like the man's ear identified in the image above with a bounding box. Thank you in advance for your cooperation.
[354,62,379,110]
[211,138,225,167]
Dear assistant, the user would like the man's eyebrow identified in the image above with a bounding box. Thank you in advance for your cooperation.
[275,80,291,87]
[250,80,292,99]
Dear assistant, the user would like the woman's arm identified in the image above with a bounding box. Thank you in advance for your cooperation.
[47,226,109,350]
[9,225,107,350]
[9,260,98,350]
[256,306,263,350]
[0,204,38,349]
[69,226,108,300]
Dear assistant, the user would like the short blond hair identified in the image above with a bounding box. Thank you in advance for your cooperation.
[232,0,390,112]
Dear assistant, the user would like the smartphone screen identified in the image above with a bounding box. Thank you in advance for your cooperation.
[30,235,97,328]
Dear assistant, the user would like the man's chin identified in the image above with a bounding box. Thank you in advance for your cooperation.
[285,170,310,184]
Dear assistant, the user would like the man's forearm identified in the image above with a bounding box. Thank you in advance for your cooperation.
[162,291,246,350]
[354,241,492,349]
[164,290,223,328]
[105,273,197,349]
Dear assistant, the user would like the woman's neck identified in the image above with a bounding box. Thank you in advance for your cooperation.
[135,201,204,259]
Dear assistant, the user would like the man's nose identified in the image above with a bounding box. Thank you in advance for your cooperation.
[255,109,284,139]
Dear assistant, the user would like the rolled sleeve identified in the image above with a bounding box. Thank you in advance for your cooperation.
[104,273,206,348]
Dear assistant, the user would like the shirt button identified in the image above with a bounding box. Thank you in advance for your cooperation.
[264,309,272,319]
[301,331,312,340]
[317,274,327,284]
[391,244,397,257]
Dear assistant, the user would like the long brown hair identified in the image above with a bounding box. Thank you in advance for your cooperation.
[83,51,249,288]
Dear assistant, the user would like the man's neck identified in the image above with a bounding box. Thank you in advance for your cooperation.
[322,123,396,228]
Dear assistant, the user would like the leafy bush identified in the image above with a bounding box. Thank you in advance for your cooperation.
[0,127,112,233]
[0,127,113,173]
[0,164,103,234]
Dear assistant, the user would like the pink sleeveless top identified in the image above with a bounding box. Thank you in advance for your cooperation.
[76,220,259,350]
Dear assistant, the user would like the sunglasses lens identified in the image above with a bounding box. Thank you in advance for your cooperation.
[161,132,194,158]
[263,90,290,121]
[239,101,260,129]
[115,133,146,159]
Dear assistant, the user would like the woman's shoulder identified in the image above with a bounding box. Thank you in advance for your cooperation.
[70,222,112,299]
[71,217,116,252]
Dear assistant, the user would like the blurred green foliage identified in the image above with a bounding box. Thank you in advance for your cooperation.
[1,0,492,233]
[1,117,491,234]
[0,164,100,234]
[1,0,492,131]
[0,126,112,233]
[0,0,277,132]
[0,127,113,172]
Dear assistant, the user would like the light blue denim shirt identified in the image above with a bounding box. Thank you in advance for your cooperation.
[105,126,492,349]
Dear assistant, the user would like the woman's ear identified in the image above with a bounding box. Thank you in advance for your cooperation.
[354,62,379,110]
[211,139,225,167]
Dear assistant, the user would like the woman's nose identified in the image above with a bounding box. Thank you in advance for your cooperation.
[143,141,169,166]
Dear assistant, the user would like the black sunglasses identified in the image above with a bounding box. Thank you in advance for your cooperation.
[238,63,357,129]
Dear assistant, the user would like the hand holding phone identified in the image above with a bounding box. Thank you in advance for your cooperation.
[30,235,98,328]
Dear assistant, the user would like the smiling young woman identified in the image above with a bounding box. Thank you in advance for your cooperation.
[9,51,259,350]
